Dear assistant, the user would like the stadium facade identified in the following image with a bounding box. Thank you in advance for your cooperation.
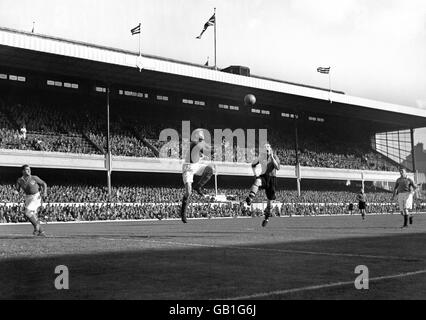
[1,26,425,189]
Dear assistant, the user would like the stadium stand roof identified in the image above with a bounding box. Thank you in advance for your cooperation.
[1,26,426,130]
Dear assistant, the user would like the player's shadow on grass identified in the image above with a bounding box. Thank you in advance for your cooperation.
[1,232,426,300]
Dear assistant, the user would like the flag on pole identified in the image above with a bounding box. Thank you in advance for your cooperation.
[317,67,330,74]
[131,22,143,69]
[204,57,209,66]
[317,66,332,103]
[196,14,215,39]
[131,23,141,35]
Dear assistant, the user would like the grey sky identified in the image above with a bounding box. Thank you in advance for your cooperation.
[1,0,425,142]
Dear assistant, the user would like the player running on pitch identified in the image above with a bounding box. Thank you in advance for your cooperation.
[244,142,280,227]
[15,165,47,236]
[392,168,416,228]
[180,129,214,223]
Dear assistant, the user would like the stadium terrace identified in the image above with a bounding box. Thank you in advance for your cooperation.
[0,25,425,200]
[2,0,426,301]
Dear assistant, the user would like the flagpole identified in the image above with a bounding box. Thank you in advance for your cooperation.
[214,8,217,70]
[138,22,141,56]
[328,67,332,103]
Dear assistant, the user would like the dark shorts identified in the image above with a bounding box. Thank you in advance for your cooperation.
[258,174,277,201]
[358,201,367,210]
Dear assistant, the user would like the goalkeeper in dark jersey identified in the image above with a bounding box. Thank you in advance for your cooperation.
[244,143,280,227]
[357,189,367,220]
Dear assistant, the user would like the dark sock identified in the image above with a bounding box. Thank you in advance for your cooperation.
[246,191,256,205]
[264,205,271,219]
[28,216,39,232]
[249,185,258,196]
[181,195,190,215]
[403,215,408,227]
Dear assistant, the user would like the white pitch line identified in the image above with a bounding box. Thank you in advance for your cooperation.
[2,231,420,262]
[222,269,426,300]
[100,237,420,262]
[0,216,251,226]
[1,211,425,226]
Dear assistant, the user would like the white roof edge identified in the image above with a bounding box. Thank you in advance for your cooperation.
[1,27,425,119]
[331,94,426,118]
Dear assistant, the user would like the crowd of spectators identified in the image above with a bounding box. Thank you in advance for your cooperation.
[0,95,401,171]
[0,202,259,223]
[2,200,424,224]
[0,183,399,204]
[88,132,154,157]
[0,127,97,154]
[2,182,424,223]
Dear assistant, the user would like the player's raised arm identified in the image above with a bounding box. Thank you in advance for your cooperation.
[201,140,213,153]
[198,141,210,159]
[270,150,280,170]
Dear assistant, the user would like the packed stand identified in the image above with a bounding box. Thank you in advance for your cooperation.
[0,93,400,171]
[0,183,399,204]
[2,181,424,223]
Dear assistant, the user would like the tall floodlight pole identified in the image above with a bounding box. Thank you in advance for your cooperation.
[294,114,301,197]
[106,86,112,198]
[410,129,417,183]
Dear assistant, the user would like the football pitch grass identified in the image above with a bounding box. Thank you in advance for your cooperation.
[1,214,426,300]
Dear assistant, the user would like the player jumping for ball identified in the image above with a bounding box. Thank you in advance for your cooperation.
[15,165,47,236]
[244,143,280,227]
[180,129,214,223]
[392,168,416,228]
